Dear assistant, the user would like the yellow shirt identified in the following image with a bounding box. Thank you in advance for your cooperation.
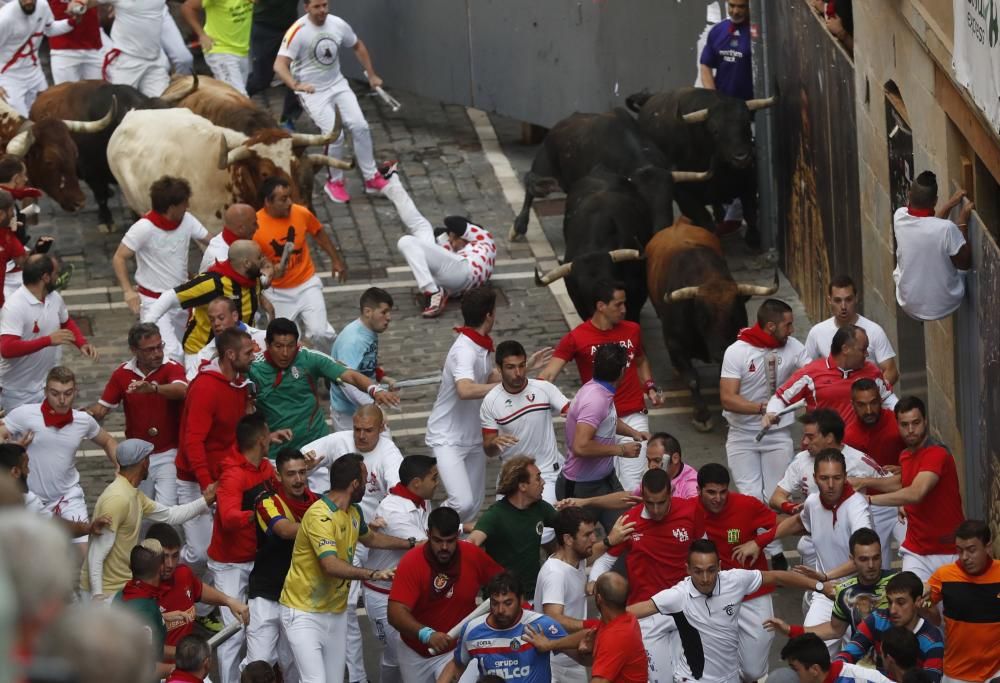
[80,475,157,594]
[279,496,367,614]
[202,0,253,56]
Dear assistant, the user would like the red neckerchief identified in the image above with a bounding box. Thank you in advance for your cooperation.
[221,227,240,245]
[454,327,494,351]
[907,206,934,217]
[276,484,319,520]
[208,259,255,288]
[263,347,299,386]
[121,578,162,600]
[823,660,845,683]
[6,186,42,200]
[820,481,856,524]
[166,671,205,683]
[389,482,426,510]
[736,322,783,348]
[41,399,73,429]
[143,210,181,231]
[825,0,836,18]
[424,542,462,601]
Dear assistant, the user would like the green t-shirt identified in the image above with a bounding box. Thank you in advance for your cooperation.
[249,348,348,458]
[114,591,166,657]
[474,498,558,596]
[831,569,897,635]
[203,0,254,55]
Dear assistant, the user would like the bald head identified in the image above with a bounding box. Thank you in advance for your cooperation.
[355,404,385,425]
[228,239,264,280]
[223,203,258,239]
[595,572,629,609]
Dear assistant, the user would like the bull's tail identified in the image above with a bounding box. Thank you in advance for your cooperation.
[625,90,653,113]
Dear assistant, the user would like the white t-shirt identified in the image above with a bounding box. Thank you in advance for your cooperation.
[804,315,896,364]
[199,232,230,273]
[480,378,568,476]
[651,570,764,683]
[720,338,809,431]
[277,14,357,91]
[892,207,967,320]
[121,213,208,293]
[4,404,100,503]
[800,490,873,574]
[364,491,430,591]
[0,287,68,394]
[425,333,494,447]
[301,430,402,521]
[0,1,68,76]
[776,444,885,500]
[99,0,166,61]
[534,555,587,669]
[186,323,265,379]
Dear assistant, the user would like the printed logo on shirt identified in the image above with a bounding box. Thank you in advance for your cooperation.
[724,603,736,616]
[32,320,39,333]
[505,398,513,407]
[535,521,543,536]
[748,360,756,372]
[313,36,338,65]
[526,393,535,402]
[672,527,690,542]
[727,528,741,544]
[291,366,300,379]
[509,638,521,651]
[588,339,635,365]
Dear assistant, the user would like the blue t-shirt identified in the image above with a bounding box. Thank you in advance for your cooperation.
[455,609,566,682]
[699,18,754,100]
[328,319,378,413]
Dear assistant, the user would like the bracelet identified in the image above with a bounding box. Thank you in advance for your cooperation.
[417,626,435,644]
[822,572,829,582]
[643,379,658,393]
[758,402,766,415]
[367,384,380,398]
[788,625,805,638]
[619,444,625,457]
[368,568,376,580]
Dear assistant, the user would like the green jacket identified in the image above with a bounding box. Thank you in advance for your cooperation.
[249,348,348,458]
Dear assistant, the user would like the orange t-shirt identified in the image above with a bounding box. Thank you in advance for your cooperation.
[927,558,1000,681]
[254,204,322,289]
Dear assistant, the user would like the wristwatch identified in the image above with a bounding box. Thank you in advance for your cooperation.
[814,580,825,592]
[408,536,417,549]
[603,536,615,549]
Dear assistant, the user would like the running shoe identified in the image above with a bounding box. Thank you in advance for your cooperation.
[378,160,399,179]
[421,289,449,318]
[325,179,350,204]
[364,174,390,194]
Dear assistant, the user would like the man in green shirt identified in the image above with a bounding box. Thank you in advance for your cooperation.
[469,455,558,599]
[114,539,174,680]
[180,0,254,95]
[249,317,399,458]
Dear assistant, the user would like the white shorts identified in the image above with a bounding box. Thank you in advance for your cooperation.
[0,69,48,117]
[244,597,298,679]
[106,50,171,98]
[280,605,348,683]
[50,49,104,84]
[615,411,650,493]
[204,52,250,95]
[267,275,336,349]
[39,484,89,544]
[737,594,775,681]
[639,611,677,683]
[900,548,957,584]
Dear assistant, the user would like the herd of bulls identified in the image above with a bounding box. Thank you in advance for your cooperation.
[523,87,778,430]
[0,74,353,232]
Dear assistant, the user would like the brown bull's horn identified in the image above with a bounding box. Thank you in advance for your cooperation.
[306,153,355,170]
[746,96,776,111]
[736,270,780,297]
[160,72,199,104]
[226,145,254,166]
[682,108,709,124]
[538,262,573,285]
[671,170,712,182]
[666,285,702,302]
[62,95,117,134]
[608,249,642,263]
[5,122,35,158]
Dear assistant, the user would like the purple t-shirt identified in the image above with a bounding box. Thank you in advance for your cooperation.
[631,462,699,499]
[699,19,753,101]
[564,380,617,482]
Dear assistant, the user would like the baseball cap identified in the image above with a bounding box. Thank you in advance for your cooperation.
[117,439,155,468]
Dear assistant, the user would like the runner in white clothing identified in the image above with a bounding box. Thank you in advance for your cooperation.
[0,366,118,548]
[112,177,211,364]
[803,275,898,385]
[363,455,438,683]
[274,0,389,203]
[91,0,172,96]
[0,0,75,116]
[198,203,258,273]
[720,298,809,566]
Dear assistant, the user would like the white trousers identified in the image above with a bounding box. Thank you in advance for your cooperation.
[397,641,451,683]
[737,594,775,681]
[639,612,677,683]
[363,584,401,679]
[396,235,474,295]
[726,426,793,555]
[177,479,214,576]
[40,483,89,543]
[345,547,368,683]
[138,449,178,506]
[432,443,486,522]
[804,592,839,656]
[0,69,48,117]
[206,559,252,683]
[267,275,336,349]
[204,52,250,95]
[615,411,650,493]
[107,51,171,98]
[141,292,187,362]
[244,597,299,683]
[551,654,588,683]
[280,605,348,683]
[900,549,957,584]
[871,504,902,569]
[160,9,194,74]
[299,81,377,181]
[383,176,435,244]
[50,49,104,84]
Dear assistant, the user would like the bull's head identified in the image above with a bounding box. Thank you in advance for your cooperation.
[537,249,644,285]
[681,96,775,170]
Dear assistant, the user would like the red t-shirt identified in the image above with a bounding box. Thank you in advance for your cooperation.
[899,444,965,555]
[387,540,503,657]
[158,564,203,646]
[100,359,187,453]
[47,0,102,50]
[608,498,706,604]
[701,492,777,600]
[553,319,646,416]
[774,356,894,427]
[591,612,647,683]
[843,409,905,468]
[0,227,26,308]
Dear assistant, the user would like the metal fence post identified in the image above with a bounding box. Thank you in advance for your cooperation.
[752,0,779,258]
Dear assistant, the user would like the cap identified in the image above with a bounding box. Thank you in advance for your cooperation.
[116,439,155,468]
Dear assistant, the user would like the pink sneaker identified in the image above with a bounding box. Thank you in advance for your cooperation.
[364,173,390,194]
[421,289,449,318]
[325,179,350,203]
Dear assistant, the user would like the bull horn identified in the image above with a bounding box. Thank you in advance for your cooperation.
[671,170,712,182]
[538,262,573,285]
[306,153,355,170]
[160,72,199,104]
[682,108,709,124]
[746,96,776,111]
[292,106,343,147]
[5,122,35,158]
[62,95,117,134]
[216,134,230,170]
[736,270,780,297]
[226,145,255,166]
[666,285,702,302]
[608,249,642,263]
